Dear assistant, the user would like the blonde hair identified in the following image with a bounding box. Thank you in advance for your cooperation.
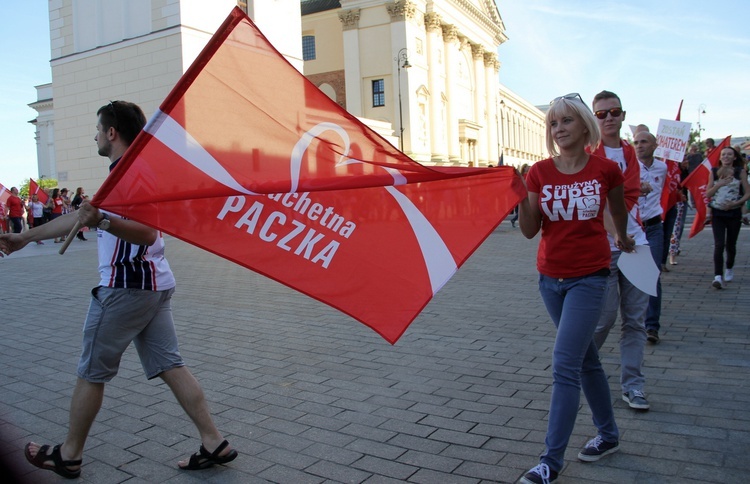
[545,98,600,157]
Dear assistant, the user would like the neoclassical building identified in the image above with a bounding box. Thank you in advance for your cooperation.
[29,0,545,192]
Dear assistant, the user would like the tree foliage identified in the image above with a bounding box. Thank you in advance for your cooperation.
[19,178,58,198]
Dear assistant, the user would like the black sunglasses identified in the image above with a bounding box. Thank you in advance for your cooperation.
[594,107,624,119]
[550,93,585,106]
[108,100,120,129]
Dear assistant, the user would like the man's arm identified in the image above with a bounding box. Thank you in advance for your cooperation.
[77,203,157,246]
[0,211,78,256]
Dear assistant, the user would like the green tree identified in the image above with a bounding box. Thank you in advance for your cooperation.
[19,177,58,198]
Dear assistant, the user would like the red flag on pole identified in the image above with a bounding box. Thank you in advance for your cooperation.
[682,135,732,238]
[29,178,49,204]
[659,100,686,218]
[90,8,525,344]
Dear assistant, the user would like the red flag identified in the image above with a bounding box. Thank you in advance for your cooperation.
[682,135,732,238]
[91,8,525,344]
[659,100,686,217]
[29,178,49,204]
[0,182,11,206]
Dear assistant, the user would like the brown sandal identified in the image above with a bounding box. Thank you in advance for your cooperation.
[24,443,82,479]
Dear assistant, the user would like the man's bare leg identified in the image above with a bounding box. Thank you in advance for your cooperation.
[159,366,233,467]
[26,378,104,469]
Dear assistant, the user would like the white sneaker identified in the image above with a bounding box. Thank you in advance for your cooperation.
[712,275,723,289]
[724,268,734,282]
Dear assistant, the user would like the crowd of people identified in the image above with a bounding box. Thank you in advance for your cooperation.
[1,185,90,242]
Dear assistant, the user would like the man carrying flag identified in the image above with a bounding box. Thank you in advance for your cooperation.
[0,101,237,479]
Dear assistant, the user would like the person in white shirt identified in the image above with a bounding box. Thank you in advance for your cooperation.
[635,131,667,344]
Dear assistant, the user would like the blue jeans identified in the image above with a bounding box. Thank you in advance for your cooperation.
[538,274,619,473]
[644,223,664,332]
[595,252,649,392]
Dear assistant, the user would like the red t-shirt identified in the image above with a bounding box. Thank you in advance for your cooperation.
[526,154,624,278]
[7,195,24,218]
[52,197,64,214]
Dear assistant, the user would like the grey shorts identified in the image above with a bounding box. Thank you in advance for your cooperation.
[77,286,184,382]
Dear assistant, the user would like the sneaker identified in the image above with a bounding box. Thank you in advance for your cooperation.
[712,275,723,289]
[520,463,557,484]
[623,389,650,410]
[577,435,620,462]
[724,268,734,282]
[646,329,659,344]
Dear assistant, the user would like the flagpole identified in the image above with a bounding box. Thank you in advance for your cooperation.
[58,221,83,255]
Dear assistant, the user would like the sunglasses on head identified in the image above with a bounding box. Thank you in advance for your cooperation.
[550,93,585,106]
[594,107,623,119]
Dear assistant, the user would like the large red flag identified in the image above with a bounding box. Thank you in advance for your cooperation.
[91,8,525,344]
[659,100,685,218]
[682,135,731,238]
[29,178,49,204]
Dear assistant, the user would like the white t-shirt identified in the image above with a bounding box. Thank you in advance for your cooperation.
[639,159,668,220]
[604,146,648,250]
[97,211,176,290]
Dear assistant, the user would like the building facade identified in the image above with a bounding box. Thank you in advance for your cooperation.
[29,0,545,192]
[302,0,538,167]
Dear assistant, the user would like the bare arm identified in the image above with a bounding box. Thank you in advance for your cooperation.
[77,203,157,246]
[0,211,78,256]
[606,184,635,252]
[518,190,542,239]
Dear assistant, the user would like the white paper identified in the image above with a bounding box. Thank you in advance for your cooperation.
[617,245,660,296]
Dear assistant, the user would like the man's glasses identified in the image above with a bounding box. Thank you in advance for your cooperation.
[594,107,624,119]
[550,93,585,106]
[108,100,120,129]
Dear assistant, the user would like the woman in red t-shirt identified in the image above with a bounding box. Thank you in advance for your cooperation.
[516,94,634,484]
[49,188,65,243]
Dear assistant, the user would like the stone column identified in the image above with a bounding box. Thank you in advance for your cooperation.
[484,51,500,165]
[442,24,460,163]
[425,12,446,163]
[339,9,362,116]
[471,43,487,165]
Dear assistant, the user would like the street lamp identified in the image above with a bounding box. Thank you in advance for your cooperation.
[697,104,706,143]
[395,48,411,152]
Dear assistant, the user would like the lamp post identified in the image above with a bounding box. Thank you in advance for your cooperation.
[395,48,411,152]
[697,104,706,143]
[498,99,505,165]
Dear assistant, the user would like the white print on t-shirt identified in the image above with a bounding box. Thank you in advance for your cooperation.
[540,179,602,221]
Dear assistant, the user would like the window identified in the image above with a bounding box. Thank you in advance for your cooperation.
[372,79,385,107]
[302,35,316,61]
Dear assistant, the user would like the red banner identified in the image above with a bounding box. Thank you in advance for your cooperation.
[91,8,525,344]
[29,178,49,204]
[682,135,731,238]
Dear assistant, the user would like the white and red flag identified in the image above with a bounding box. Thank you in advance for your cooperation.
[91,7,525,344]
[0,182,11,206]
[682,135,731,238]
[29,178,49,204]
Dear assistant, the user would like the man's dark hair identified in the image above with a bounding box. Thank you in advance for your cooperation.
[592,90,622,107]
[97,101,147,145]
[706,138,715,146]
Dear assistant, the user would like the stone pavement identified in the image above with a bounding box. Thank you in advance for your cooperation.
[1,219,748,483]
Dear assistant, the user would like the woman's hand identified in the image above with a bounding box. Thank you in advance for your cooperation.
[615,233,636,253]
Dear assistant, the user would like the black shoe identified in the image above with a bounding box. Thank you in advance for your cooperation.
[520,463,557,484]
[646,329,659,343]
[577,435,619,462]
